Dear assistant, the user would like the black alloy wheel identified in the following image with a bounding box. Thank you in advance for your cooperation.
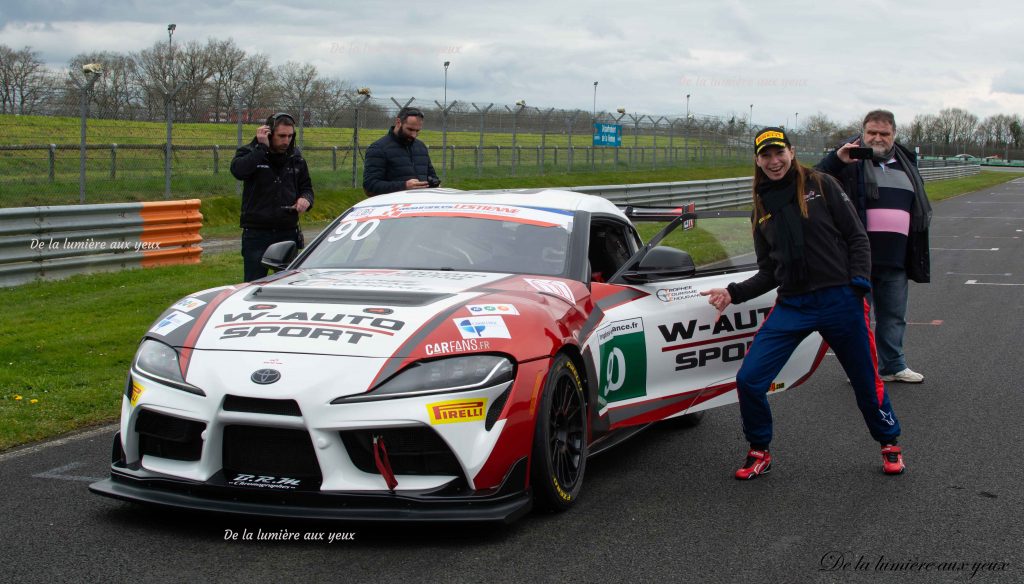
[531,353,588,512]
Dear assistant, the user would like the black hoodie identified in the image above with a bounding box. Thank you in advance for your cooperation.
[230,138,314,229]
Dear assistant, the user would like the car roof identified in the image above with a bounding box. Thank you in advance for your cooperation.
[352,188,628,218]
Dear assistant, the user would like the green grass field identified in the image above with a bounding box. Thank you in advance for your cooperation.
[0,169,1017,452]
[0,113,746,207]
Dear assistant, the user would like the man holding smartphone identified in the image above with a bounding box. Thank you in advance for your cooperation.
[230,112,314,282]
[816,110,931,384]
[362,107,440,197]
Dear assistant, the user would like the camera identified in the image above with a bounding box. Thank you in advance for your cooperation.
[427,177,441,188]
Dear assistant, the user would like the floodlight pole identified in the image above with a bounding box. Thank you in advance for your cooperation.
[73,71,101,203]
[442,61,450,182]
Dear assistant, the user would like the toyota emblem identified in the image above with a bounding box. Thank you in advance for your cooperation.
[250,369,281,385]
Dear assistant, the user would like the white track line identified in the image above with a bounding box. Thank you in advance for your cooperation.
[0,424,117,463]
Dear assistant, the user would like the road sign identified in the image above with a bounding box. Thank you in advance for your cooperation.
[593,123,622,147]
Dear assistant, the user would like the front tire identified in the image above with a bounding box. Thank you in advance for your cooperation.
[531,354,588,512]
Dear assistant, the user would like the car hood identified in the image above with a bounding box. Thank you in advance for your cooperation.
[144,269,586,359]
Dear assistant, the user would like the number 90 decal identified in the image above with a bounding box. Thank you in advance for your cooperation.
[327,219,379,242]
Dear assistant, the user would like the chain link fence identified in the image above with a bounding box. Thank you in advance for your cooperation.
[1,83,837,207]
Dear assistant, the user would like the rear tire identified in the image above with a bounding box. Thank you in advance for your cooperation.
[530,354,588,512]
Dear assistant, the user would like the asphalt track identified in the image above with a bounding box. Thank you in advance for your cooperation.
[2,177,1023,583]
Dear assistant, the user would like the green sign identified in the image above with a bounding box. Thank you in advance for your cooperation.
[597,318,647,404]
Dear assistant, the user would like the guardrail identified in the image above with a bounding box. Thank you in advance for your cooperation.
[569,161,979,207]
[570,176,752,209]
[917,163,980,181]
[0,200,203,287]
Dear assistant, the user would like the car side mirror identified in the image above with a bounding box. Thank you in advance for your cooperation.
[261,241,298,271]
[622,246,695,283]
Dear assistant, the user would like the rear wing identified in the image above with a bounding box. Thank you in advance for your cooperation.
[620,203,750,225]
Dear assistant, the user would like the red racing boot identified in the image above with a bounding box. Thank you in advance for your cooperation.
[881,444,905,475]
[735,449,772,480]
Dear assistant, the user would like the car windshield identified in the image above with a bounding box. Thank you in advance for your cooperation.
[299,202,574,275]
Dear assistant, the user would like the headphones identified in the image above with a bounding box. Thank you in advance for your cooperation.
[266,112,295,129]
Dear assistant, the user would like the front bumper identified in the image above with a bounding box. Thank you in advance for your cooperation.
[89,458,532,524]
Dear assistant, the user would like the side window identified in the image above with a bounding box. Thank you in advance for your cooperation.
[588,221,636,282]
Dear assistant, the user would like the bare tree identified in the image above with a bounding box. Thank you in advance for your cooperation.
[274,61,321,142]
[173,40,215,122]
[934,107,978,149]
[801,112,845,143]
[1011,119,1024,149]
[312,76,355,127]
[132,41,174,119]
[978,114,1017,147]
[67,51,143,119]
[0,45,51,114]
[236,53,275,116]
[207,38,247,122]
[906,114,938,144]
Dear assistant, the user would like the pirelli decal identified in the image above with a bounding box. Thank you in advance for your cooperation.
[129,380,145,407]
[427,399,487,425]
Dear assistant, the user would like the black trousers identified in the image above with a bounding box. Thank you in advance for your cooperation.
[241,227,302,282]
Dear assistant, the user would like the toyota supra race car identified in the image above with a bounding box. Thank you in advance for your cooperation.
[90,189,826,523]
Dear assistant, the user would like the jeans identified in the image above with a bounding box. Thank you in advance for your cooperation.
[736,285,900,446]
[241,227,301,282]
[870,266,910,376]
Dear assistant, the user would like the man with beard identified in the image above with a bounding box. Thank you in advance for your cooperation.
[362,107,440,196]
[231,112,314,282]
[816,110,932,384]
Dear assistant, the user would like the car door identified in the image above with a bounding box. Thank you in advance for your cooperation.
[585,210,825,430]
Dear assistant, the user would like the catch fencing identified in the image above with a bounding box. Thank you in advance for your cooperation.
[0,90,830,207]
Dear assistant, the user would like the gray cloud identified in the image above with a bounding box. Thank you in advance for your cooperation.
[1,0,1022,123]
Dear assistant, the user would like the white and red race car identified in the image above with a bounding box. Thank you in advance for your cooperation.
[90,189,825,522]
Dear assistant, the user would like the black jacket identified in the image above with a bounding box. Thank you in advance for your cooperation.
[728,170,872,304]
[362,128,438,196]
[230,139,314,230]
[815,140,930,283]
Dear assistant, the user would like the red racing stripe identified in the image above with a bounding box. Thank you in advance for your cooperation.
[177,285,248,378]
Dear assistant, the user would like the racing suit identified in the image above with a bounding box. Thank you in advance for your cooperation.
[726,168,901,447]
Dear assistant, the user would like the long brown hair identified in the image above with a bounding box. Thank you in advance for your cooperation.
[751,148,825,225]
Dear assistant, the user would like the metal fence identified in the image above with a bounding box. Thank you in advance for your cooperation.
[0,90,835,208]
[4,87,997,209]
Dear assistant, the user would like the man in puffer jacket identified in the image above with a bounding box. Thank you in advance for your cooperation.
[362,107,440,196]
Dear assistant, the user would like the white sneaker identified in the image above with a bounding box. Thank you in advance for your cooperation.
[881,368,924,383]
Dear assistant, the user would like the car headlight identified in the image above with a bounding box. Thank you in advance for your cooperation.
[131,339,204,396]
[334,355,514,403]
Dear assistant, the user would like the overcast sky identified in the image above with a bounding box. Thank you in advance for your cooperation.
[2,0,1022,128]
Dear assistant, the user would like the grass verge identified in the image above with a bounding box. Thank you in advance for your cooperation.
[0,254,240,450]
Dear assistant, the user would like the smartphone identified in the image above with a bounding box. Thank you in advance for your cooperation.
[848,146,874,160]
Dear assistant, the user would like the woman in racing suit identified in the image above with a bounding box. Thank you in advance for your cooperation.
[701,127,905,479]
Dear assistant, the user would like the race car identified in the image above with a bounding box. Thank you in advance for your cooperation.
[90,189,825,523]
